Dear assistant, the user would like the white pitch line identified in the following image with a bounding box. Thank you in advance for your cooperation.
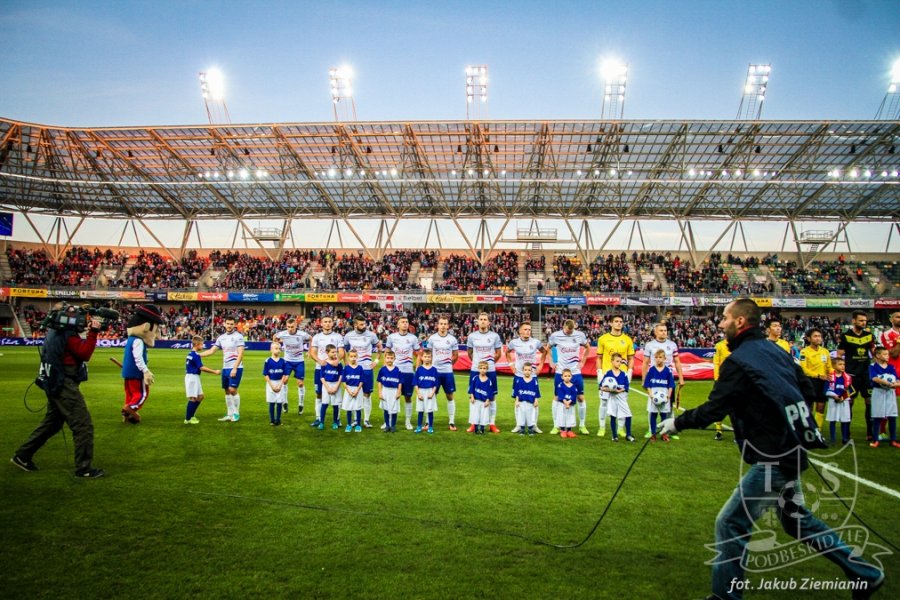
[809,458,900,501]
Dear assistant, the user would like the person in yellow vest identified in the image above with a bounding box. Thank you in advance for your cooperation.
[596,315,635,437]
[712,335,730,441]
[765,317,792,354]
[799,327,832,429]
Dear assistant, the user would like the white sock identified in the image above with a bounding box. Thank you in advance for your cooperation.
[232,394,240,415]
[225,394,233,415]
[489,402,497,425]
[405,401,413,422]
[363,394,372,421]
[599,399,607,429]
[578,401,587,426]
[534,406,539,425]
[315,397,322,420]
[298,387,305,408]
[447,400,456,424]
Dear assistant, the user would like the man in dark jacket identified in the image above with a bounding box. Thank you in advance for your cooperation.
[660,298,883,600]
[11,305,105,478]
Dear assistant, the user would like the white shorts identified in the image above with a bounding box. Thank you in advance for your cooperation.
[343,391,362,412]
[552,402,576,428]
[469,400,491,425]
[185,374,203,398]
[322,389,342,406]
[871,388,898,419]
[608,392,632,419]
[416,393,438,413]
[516,402,536,427]
[647,398,671,414]
[266,384,286,404]
[380,388,400,414]
[825,397,852,423]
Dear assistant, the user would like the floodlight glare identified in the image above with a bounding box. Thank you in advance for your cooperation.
[600,58,628,82]
[202,68,226,102]
[891,58,900,83]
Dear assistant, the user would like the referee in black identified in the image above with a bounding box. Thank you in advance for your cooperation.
[837,310,876,440]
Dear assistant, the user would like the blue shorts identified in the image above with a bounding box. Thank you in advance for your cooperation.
[554,373,584,396]
[470,371,498,389]
[399,372,415,399]
[314,366,322,396]
[361,369,375,395]
[221,368,244,390]
[284,361,305,380]
[436,371,457,394]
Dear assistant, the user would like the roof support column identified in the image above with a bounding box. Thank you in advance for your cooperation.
[20,211,52,256]
[180,220,194,258]
[562,218,590,266]
[450,218,481,264]
[887,221,899,253]
[789,220,804,266]
[598,217,625,253]
[136,220,178,261]
[341,219,376,261]
[803,220,849,268]
[54,216,86,262]
[699,220,736,265]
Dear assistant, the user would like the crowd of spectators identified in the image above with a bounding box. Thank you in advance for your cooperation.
[525,255,546,272]
[436,252,519,292]
[322,251,428,291]
[553,253,634,293]
[5,247,105,287]
[770,260,855,296]
[214,250,315,290]
[107,250,209,289]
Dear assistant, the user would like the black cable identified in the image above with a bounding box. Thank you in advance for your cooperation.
[159,435,655,550]
[808,458,900,553]
[23,380,45,413]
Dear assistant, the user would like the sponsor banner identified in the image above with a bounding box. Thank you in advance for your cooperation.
[476,294,504,304]
[566,296,587,305]
[875,298,900,309]
[197,292,228,301]
[168,292,198,301]
[0,338,289,352]
[427,294,478,304]
[0,287,8,298]
[304,293,338,303]
[227,292,276,303]
[839,298,873,308]
[806,298,840,308]
[772,298,807,308]
[10,287,48,298]
[337,293,366,303]
[1,337,46,346]
[147,291,170,301]
[699,296,732,306]
[586,296,621,306]
[79,290,145,300]
[275,293,305,302]
[48,288,82,299]
[535,296,585,305]
[365,293,427,303]
[667,296,696,307]
[503,295,525,304]
[622,296,651,306]
[752,297,773,307]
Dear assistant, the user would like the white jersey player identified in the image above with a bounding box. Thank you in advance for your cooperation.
[426,316,460,430]
[547,319,589,434]
[343,314,383,428]
[505,322,548,433]
[309,315,345,428]
[466,312,503,432]
[275,317,311,415]
[385,316,421,430]
[199,315,246,422]
[641,322,685,395]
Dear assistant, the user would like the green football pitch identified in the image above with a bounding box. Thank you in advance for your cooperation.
[1,347,897,599]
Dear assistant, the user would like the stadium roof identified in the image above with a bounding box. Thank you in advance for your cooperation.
[1,117,898,222]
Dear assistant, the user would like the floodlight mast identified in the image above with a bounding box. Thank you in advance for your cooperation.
[198,68,232,124]
[600,59,627,120]
[329,66,358,122]
[874,58,900,120]
[736,63,770,120]
[465,65,489,120]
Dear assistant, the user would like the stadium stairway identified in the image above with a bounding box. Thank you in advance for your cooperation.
[756,265,781,294]
[432,257,445,288]
[652,264,672,293]
[847,263,876,295]
[723,263,748,288]
[517,254,528,291]
[408,260,421,288]
[0,250,12,283]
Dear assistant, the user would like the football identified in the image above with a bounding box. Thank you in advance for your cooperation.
[652,388,670,407]
[880,373,897,389]
[601,376,618,391]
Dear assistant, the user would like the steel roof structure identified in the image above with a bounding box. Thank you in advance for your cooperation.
[1,117,898,221]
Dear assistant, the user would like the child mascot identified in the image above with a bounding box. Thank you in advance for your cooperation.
[121,304,164,424]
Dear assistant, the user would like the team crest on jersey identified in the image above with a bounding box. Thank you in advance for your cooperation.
[706,441,891,573]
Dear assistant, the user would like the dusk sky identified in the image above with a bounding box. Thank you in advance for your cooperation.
[2,0,899,127]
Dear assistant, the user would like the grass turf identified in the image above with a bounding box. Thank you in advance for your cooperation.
[1,347,897,599]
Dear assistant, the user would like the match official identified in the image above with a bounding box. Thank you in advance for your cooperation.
[659,299,884,600]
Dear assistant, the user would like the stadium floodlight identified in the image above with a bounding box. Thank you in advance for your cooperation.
[465,64,488,119]
[737,63,771,120]
[329,65,357,121]
[599,57,628,119]
[198,67,231,124]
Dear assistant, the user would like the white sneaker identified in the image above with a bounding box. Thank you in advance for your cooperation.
[364,420,372,428]
[511,426,521,433]
[533,426,543,434]
[405,421,414,430]
[380,423,387,430]
[218,415,233,422]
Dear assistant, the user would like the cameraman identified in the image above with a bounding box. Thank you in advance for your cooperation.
[10,305,105,478]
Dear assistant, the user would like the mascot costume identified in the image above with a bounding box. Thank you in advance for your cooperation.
[121,304,164,423]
